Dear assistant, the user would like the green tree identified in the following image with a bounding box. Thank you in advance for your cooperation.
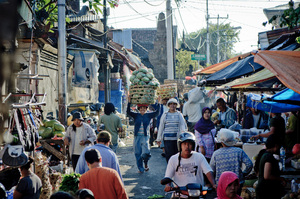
[179,23,240,66]
[175,50,200,79]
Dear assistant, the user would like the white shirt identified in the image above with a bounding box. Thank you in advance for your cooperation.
[73,126,85,155]
[182,103,202,123]
[165,152,212,187]
[252,113,260,128]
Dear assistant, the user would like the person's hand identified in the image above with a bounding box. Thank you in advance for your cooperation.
[79,140,86,146]
[164,184,172,192]
[64,138,69,146]
[251,134,260,140]
[156,141,161,147]
[157,95,161,103]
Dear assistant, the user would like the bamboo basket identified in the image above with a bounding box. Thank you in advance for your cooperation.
[157,83,177,99]
[129,85,157,105]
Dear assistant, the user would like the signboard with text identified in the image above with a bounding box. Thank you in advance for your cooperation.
[191,54,206,61]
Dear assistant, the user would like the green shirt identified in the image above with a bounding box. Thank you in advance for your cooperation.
[285,114,298,150]
[100,113,122,145]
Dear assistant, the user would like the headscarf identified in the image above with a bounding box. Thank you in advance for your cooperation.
[194,107,215,134]
[217,171,242,199]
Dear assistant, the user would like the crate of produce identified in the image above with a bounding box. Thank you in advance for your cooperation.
[129,85,157,105]
[291,159,300,169]
[164,79,185,93]
[157,83,178,99]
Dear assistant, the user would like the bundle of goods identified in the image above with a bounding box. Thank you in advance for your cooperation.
[38,119,65,139]
[129,68,160,105]
[49,172,62,192]
[35,152,52,199]
[157,83,178,99]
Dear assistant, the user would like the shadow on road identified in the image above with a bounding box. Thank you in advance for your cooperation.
[118,136,167,199]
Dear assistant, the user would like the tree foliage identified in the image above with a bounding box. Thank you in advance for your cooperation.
[263,0,300,29]
[179,23,240,66]
[175,50,199,79]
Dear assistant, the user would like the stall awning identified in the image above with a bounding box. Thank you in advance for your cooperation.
[193,52,252,75]
[265,88,300,106]
[254,50,300,94]
[216,68,276,89]
[205,55,264,86]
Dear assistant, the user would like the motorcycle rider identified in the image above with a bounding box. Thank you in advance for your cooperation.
[164,132,217,198]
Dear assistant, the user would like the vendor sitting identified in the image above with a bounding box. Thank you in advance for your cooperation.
[243,107,268,129]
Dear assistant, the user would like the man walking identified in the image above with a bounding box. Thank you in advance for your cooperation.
[75,131,122,180]
[79,149,128,199]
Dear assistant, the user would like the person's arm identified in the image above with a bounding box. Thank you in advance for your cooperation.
[79,176,86,189]
[113,171,129,199]
[63,127,71,145]
[252,127,274,139]
[85,125,97,144]
[264,162,281,181]
[13,190,23,199]
[75,151,88,174]
[242,151,253,176]
[164,157,176,192]
[205,171,217,189]
[156,113,166,143]
[178,112,187,132]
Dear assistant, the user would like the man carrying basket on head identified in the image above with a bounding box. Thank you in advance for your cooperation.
[127,96,161,173]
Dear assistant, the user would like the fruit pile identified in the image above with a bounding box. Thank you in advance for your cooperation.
[38,119,65,139]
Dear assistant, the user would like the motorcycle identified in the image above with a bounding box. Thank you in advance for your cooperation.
[161,177,211,199]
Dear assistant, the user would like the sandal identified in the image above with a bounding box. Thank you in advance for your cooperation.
[145,166,149,171]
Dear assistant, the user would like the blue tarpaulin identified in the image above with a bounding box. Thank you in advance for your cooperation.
[247,89,300,113]
[206,55,264,85]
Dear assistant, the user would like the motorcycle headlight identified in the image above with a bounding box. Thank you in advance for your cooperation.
[188,189,201,197]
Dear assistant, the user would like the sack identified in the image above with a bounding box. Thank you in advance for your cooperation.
[2,144,28,167]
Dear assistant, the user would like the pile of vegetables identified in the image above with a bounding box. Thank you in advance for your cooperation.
[59,173,81,195]
[129,67,160,88]
[38,119,65,139]
[129,67,160,104]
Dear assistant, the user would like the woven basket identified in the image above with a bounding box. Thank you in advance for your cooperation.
[157,83,177,99]
[129,85,157,105]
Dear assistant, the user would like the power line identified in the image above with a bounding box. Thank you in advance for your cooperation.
[143,0,166,6]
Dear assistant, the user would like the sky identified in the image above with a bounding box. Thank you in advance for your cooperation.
[103,0,292,54]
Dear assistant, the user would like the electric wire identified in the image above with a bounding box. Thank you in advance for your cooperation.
[143,0,166,6]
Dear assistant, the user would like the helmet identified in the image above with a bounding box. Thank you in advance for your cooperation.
[177,132,196,152]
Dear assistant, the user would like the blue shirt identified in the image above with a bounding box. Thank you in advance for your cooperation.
[210,147,253,184]
[75,144,122,181]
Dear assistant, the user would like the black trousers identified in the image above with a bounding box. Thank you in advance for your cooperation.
[71,154,80,171]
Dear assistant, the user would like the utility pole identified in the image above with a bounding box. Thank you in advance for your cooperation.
[103,0,110,103]
[166,0,174,79]
[206,0,209,66]
[210,14,228,63]
[58,0,67,125]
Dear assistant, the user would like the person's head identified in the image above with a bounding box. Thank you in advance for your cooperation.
[50,191,74,199]
[162,98,169,105]
[96,131,111,145]
[167,98,179,112]
[202,107,212,120]
[183,93,188,102]
[177,132,195,157]
[20,156,34,172]
[217,171,240,199]
[216,98,226,112]
[85,149,102,167]
[104,103,115,115]
[137,104,148,115]
[250,108,260,115]
[72,112,84,127]
[176,132,196,172]
[217,129,238,147]
[265,134,281,154]
[76,189,95,199]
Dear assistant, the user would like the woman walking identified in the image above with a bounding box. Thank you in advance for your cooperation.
[194,107,216,162]
[156,98,187,162]
[127,97,160,173]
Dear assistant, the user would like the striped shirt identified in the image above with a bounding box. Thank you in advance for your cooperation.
[163,112,180,140]
[137,123,149,136]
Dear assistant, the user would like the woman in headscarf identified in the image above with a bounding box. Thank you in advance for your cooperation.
[217,171,242,199]
[194,107,216,162]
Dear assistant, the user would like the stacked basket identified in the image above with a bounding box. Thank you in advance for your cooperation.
[157,83,178,99]
[129,67,160,105]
